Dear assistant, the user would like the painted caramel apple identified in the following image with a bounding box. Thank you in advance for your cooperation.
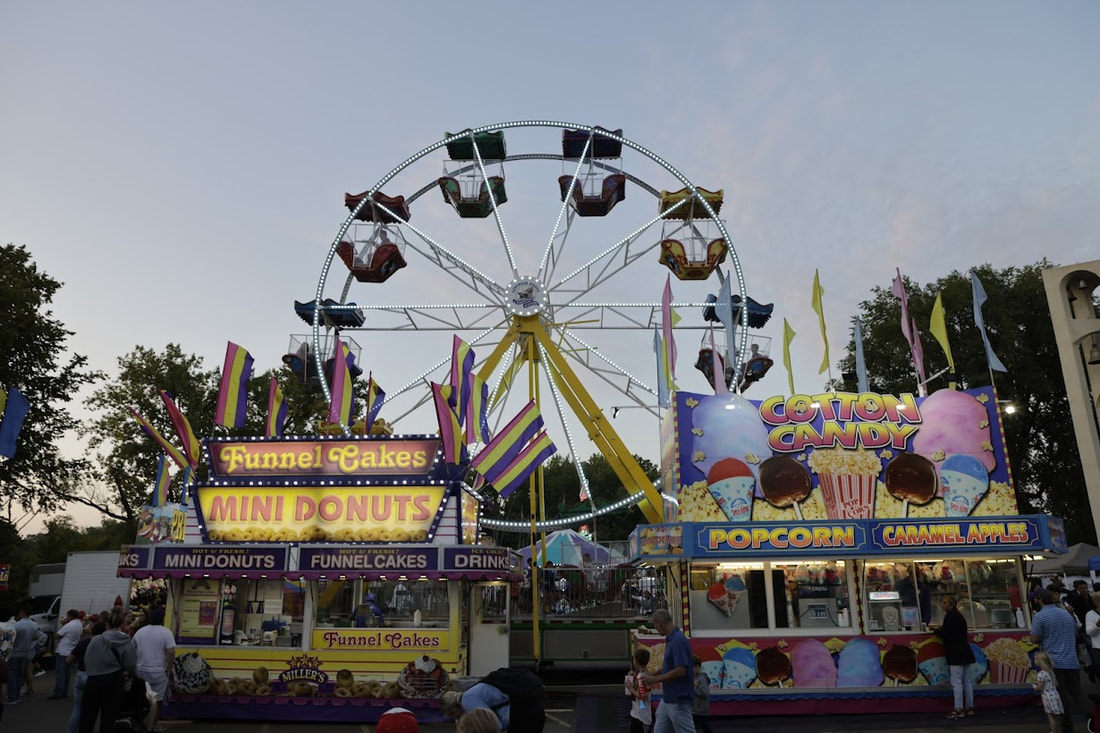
[882,644,918,684]
[756,646,792,686]
[884,452,938,505]
[758,455,813,508]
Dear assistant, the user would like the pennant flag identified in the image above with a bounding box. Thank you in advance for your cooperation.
[470,400,544,484]
[431,382,464,464]
[891,268,913,348]
[708,324,728,394]
[912,325,927,387]
[266,377,288,438]
[328,338,355,425]
[492,431,557,499]
[891,268,928,389]
[449,336,474,427]
[158,390,201,468]
[929,292,956,385]
[465,374,490,444]
[811,269,830,375]
[215,341,254,428]
[180,466,193,508]
[366,373,386,427]
[151,455,171,506]
[782,318,797,395]
[715,274,737,368]
[971,271,1008,373]
[653,328,669,408]
[0,388,7,417]
[129,409,189,470]
[853,317,870,393]
[0,388,30,459]
[661,275,678,381]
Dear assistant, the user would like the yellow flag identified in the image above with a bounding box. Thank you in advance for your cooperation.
[782,318,797,395]
[811,269,830,374]
[929,291,956,382]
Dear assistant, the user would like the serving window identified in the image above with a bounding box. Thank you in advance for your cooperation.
[174,577,305,646]
[690,560,856,635]
[862,557,1024,632]
[314,578,450,628]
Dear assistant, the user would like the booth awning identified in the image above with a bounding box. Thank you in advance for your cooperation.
[117,543,521,581]
[1031,542,1100,575]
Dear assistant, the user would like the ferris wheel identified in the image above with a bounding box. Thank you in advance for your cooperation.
[297,121,772,530]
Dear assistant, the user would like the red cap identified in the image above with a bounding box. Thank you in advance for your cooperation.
[707,458,753,484]
[376,707,419,733]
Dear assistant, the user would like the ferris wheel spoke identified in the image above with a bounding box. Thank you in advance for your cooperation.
[547,197,690,304]
[552,325,660,418]
[538,138,592,283]
[468,133,520,281]
[535,340,592,502]
[348,306,506,333]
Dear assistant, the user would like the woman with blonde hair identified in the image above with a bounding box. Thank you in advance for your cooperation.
[457,707,502,733]
[928,594,975,720]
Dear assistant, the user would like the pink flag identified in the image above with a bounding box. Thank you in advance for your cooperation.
[891,268,913,349]
[912,322,927,391]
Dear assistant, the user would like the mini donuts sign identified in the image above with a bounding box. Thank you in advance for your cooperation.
[196,485,446,543]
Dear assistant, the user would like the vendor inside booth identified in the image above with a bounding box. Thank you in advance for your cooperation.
[119,434,520,724]
[631,387,1068,715]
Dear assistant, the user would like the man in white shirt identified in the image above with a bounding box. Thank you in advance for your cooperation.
[50,609,84,699]
[133,607,176,732]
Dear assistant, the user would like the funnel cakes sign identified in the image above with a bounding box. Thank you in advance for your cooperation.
[205,437,441,480]
[668,386,1016,524]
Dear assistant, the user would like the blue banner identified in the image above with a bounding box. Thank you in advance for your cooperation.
[632,515,1062,560]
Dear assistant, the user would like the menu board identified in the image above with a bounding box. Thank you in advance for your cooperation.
[178,578,221,642]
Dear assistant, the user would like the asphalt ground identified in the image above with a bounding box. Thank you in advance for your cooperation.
[1,667,1073,733]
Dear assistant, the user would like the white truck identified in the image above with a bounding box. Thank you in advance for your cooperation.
[59,551,133,617]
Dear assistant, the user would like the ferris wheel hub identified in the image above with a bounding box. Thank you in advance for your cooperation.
[506,276,547,317]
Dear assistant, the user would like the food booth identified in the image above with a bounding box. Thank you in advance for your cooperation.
[118,434,519,723]
[632,386,1068,715]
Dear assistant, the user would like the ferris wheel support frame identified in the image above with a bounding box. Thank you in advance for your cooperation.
[474,315,663,523]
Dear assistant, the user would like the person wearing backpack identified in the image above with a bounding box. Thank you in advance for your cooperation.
[441,666,545,732]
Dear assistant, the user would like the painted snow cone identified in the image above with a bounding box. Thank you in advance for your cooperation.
[690,392,772,491]
[722,646,758,689]
[808,448,881,519]
[707,582,732,615]
[724,575,747,613]
[696,646,725,688]
[707,458,755,522]
[917,641,949,685]
[941,454,989,517]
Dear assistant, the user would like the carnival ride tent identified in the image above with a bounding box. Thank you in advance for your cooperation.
[519,529,626,566]
[1031,542,1100,576]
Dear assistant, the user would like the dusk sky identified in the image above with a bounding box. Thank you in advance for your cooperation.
[3,2,1098,530]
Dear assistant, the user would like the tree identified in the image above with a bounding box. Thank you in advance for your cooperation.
[0,244,101,522]
[837,260,1093,543]
[494,453,659,549]
[81,344,219,524]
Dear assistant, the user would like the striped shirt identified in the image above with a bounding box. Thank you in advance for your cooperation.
[1032,605,1079,669]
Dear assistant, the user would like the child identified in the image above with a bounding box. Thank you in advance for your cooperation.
[1033,650,1063,733]
[624,647,652,733]
[692,655,713,733]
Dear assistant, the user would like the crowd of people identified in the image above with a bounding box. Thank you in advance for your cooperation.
[1,600,175,733]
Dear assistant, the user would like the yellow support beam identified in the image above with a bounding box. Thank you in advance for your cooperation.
[524,316,664,523]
